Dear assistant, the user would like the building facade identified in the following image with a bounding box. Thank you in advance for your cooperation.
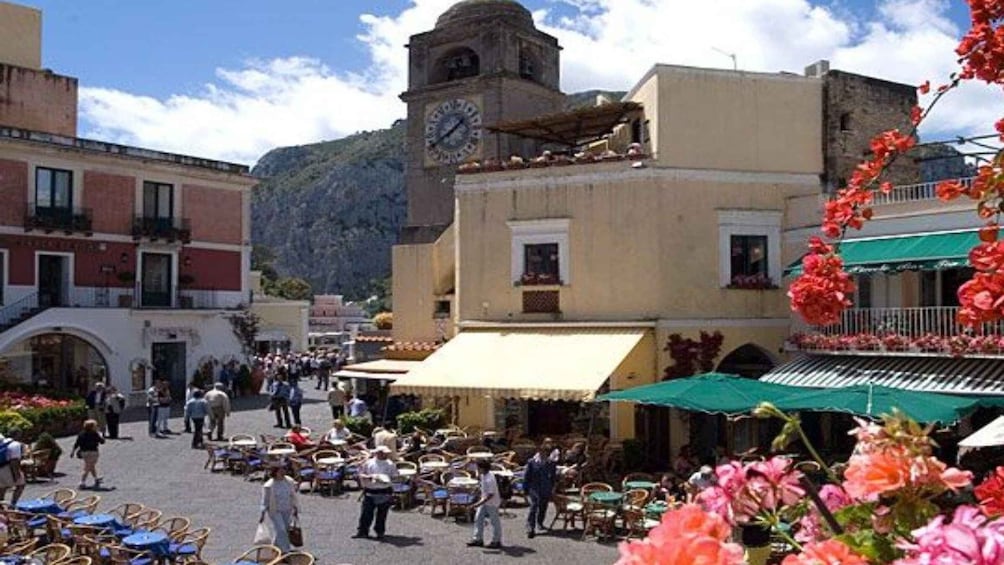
[0,2,256,403]
[390,0,919,462]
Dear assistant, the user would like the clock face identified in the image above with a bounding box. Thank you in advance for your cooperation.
[424,98,482,165]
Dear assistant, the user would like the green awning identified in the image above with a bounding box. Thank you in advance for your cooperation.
[595,372,810,415]
[785,230,978,276]
[771,383,1004,425]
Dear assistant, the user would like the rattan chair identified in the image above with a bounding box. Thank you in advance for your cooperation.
[234,545,282,564]
[204,443,230,472]
[414,478,449,516]
[0,538,38,556]
[41,487,78,507]
[548,493,584,531]
[168,526,210,561]
[268,552,315,565]
[27,542,72,563]
[64,494,101,515]
[108,503,145,523]
[153,516,191,539]
[56,557,93,565]
[106,544,156,565]
[127,509,162,530]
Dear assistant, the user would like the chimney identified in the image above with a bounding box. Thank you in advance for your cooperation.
[804,60,830,78]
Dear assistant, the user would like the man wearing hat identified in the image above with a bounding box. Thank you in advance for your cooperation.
[353,445,399,540]
[688,465,717,492]
[85,382,107,437]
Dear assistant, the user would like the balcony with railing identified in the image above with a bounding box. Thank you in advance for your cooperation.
[789,306,1004,357]
[69,286,239,311]
[24,204,93,235]
[871,176,975,206]
[131,216,191,243]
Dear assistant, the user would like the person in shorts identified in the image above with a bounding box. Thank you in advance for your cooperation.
[0,432,25,505]
[71,419,106,489]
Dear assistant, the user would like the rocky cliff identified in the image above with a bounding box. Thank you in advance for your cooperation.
[250,90,625,299]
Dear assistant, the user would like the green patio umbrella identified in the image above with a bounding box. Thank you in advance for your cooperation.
[595,372,808,416]
[772,383,1004,425]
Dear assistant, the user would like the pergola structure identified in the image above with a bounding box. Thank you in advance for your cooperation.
[484,101,643,148]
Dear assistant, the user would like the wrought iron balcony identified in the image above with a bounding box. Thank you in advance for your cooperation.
[131,216,191,243]
[24,204,93,235]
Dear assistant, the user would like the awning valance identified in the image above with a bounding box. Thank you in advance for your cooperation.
[785,230,978,276]
[760,354,1004,395]
[334,359,420,382]
[389,328,649,401]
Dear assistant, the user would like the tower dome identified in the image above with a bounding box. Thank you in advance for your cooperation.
[435,0,534,30]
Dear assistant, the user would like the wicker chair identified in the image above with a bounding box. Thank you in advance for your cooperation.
[234,545,282,564]
[106,544,157,565]
[44,514,73,545]
[56,557,93,565]
[623,488,650,508]
[548,493,584,531]
[414,478,449,516]
[108,503,145,524]
[127,509,162,530]
[27,542,71,562]
[3,508,36,541]
[622,506,659,539]
[41,488,78,507]
[268,551,315,565]
[445,482,479,522]
[582,499,618,540]
[64,495,101,516]
[203,443,229,472]
[0,538,38,556]
[168,526,210,561]
[152,516,191,539]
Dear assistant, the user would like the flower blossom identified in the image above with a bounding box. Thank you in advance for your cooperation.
[782,540,868,565]
[789,237,855,326]
[698,457,804,525]
[615,504,743,565]
[795,484,851,543]
[976,466,1004,517]
[895,506,1004,564]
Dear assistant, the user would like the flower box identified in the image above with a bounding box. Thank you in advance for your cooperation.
[518,272,562,286]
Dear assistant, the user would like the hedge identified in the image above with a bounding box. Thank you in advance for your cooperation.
[396,408,447,434]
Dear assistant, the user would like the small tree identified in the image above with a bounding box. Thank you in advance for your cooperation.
[274,277,314,301]
[228,309,261,361]
[662,330,724,380]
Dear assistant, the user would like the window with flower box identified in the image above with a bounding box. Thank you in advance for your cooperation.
[508,218,570,286]
[718,210,781,289]
[523,243,560,285]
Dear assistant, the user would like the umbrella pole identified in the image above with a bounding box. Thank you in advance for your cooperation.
[380,380,390,425]
[867,383,874,417]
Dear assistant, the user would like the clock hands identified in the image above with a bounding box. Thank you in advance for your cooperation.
[430,116,466,148]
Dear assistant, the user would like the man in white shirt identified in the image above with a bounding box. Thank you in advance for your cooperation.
[467,459,502,549]
[372,428,399,460]
[688,465,717,492]
[353,445,399,540]
[204,383,232,442]
[347,394,367,418]
[0,433,25,505]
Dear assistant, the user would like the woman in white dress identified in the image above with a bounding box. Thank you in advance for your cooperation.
[259,464,299,551]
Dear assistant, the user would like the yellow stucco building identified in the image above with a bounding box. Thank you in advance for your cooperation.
[391,63,835,458]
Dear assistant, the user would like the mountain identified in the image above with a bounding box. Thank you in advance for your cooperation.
[251,121,406,300]
[250,90,628,299]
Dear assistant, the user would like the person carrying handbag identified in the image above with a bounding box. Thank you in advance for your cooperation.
[259,463,299,551]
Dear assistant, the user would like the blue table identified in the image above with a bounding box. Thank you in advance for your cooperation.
[15,498,60,514]
[123,531,171,558]
[74,513,119,529]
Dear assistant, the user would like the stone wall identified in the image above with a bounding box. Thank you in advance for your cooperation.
[0,64,77,136]
[823,70,920,191]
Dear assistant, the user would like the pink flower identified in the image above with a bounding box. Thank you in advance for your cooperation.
[782,540,868,565]
[795,485,851,543]
[699,457,803,525]
[616,504,744,565]
[895,506,1004,565]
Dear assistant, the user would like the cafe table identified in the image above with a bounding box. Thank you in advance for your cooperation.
[316,456,344,466]
[230,439,257,448]
[624,480,657,491]
[447,477,479,487]
[267,447,297,457]
[398,468,417,478]
[123,531,171,562]
[467,452,494,460]
[15,498,61,515]
[74,513,119,529]
[589,491,624,505]
[644,501,669,518]
[420,461,449,471]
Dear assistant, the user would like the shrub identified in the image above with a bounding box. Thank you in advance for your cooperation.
[33,432,62,459]
[20,402,87,439]
[344,416,374,438]
[396,408,446,434]
[0,411,34,438]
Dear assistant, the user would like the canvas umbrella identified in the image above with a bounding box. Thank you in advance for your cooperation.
[772,383,1004,425]
[959,416,1004,449]
[595,372,808,416]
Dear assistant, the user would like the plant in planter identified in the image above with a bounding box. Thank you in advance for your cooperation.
[33,432,62,476]
[519,272,562,286]
[851,333,882,351]
[914,333,947,353]
[881,333,911,351]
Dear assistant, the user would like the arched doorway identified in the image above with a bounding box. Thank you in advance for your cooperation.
[689,344,780,461]
[715,343,777,378]
[1,333,109,396]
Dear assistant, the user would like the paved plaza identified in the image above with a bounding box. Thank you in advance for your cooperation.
[19,388,619,565]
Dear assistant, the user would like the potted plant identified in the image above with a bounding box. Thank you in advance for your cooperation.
[33,432,62,476]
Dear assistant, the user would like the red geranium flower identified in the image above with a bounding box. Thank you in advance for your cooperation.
[976,466,1004,517]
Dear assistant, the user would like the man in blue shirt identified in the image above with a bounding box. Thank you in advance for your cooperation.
[270,376,292,428]
[347,394,368,419]
[523,439,558,538]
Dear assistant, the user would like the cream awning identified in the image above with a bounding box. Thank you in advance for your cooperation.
[334,359,420,381]
[389,328,648,401]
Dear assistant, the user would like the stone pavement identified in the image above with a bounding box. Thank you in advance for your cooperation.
[19,387,620,565]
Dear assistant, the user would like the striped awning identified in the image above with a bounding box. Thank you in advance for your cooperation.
[785,230,978,276]
[760,354,1004,395]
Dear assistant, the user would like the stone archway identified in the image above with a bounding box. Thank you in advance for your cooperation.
[715,343,778,378]
[1,332,109,395]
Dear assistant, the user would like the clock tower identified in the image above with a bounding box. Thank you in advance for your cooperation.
[399,0,565,243]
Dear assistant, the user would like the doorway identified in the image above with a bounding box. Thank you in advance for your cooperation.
[151,342,186,401]
[37,254,69,308]
[141,252,173,308]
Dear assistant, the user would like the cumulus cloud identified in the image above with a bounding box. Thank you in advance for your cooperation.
[77,0,1003,165]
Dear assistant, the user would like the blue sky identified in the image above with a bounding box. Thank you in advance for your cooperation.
[19,0,999,164]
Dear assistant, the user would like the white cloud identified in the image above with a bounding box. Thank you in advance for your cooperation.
[77,0,1003,165]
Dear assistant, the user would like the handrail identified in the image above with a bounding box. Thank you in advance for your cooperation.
[872,177,975,206]
[0,292,39,328]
